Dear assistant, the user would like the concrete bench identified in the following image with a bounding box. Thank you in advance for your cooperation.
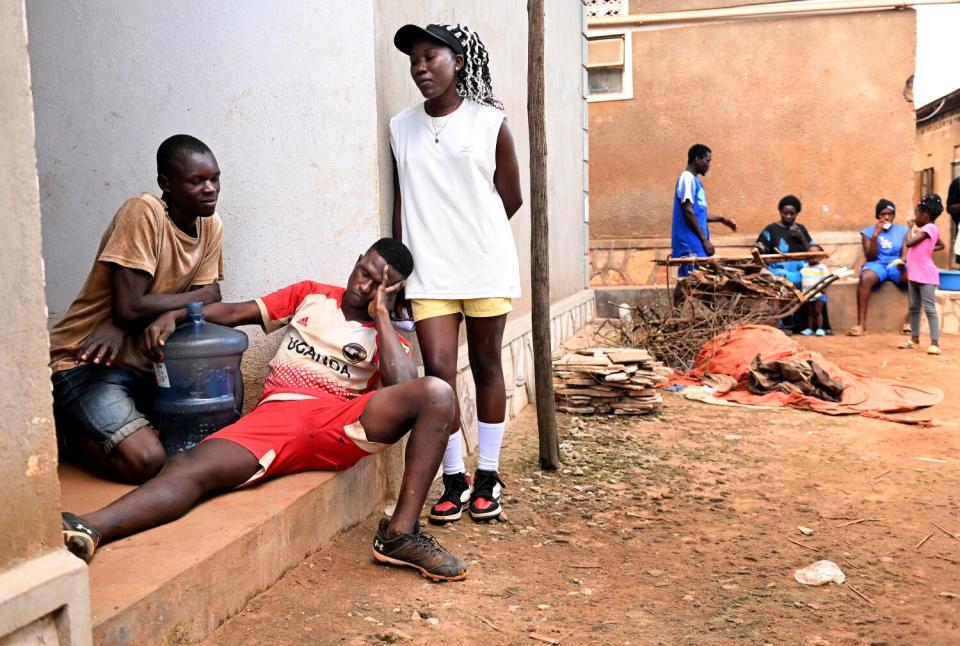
[594,282,960,335]
[824,279,908,332]
[59,456,384,645]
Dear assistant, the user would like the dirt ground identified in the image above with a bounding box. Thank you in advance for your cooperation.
[202,332,960,645]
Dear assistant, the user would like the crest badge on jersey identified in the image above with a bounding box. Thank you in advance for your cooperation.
[342,342,368,364]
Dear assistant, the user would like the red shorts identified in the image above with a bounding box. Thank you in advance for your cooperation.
[203,392,383,484]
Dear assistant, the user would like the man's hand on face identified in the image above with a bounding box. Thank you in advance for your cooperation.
[368,266,405,321]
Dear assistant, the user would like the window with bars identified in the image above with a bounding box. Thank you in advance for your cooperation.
[584,0,633,102]
[915,167,934,203]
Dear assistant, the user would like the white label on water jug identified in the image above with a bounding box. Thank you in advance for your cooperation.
[155,362,171,388]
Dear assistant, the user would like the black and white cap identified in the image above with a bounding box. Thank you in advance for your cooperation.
[393,24,465,56]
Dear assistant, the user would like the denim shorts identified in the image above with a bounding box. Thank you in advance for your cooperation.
[52,364,156,453]
[861,260,905,288]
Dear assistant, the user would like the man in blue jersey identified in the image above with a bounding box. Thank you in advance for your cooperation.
[671,144,737,277]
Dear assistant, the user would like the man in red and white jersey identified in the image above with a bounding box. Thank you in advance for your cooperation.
[60,239,468,582]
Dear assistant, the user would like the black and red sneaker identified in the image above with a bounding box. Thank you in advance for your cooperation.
[428,472,472,524]
[469,470,505,521]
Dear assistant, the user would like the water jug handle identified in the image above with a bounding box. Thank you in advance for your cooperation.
[187,301,204,324]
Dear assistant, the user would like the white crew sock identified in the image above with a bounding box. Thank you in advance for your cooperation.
[477,421,506,472]
[442,430,466,475]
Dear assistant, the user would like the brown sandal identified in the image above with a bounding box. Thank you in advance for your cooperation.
[847,326,865,337]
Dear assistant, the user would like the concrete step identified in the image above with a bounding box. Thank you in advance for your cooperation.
[58,455,384,645]
[593,280,925,333]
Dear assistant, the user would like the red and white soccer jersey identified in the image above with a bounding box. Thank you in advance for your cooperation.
[254,281,411,403]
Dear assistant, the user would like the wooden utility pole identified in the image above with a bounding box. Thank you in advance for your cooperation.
[527,0,560,470]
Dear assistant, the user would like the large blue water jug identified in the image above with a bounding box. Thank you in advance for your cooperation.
[154,302,249,454]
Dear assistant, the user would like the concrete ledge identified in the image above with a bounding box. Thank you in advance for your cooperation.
[592,282,908,331]
[593,285,669,318]
[0,549,91,645]
[827,279,906,332]
[592,281,959,335]
[59,454,384,645]
[589,231,861,250]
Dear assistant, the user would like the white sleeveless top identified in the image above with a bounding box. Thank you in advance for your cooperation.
[389,99,521,300]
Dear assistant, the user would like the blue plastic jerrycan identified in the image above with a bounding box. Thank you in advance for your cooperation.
[154,302,249,454]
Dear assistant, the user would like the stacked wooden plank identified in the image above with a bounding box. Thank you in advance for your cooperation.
[553,347,670,415]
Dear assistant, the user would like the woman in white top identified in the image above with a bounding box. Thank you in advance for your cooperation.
[391,23,522,524]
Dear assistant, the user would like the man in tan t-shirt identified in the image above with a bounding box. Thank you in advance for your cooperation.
[49,134,225,483]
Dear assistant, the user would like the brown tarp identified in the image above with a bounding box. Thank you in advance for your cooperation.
[673,325,943,425]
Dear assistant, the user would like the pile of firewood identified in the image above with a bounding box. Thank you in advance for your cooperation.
[593,253,834,369]
[553,347,669,415]
[676,262,801,320]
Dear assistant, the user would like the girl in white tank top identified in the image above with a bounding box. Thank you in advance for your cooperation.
[391,23,523,524]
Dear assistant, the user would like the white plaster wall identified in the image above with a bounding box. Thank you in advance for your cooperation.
[373,1,588,316]
[545,2,589,302]
[27,0,382,323]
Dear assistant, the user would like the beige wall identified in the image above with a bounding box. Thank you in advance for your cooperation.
[0,0,61,569]
[589,9,916,244]
[0,0,91,640]
[373,1,587,314]
[915,106,960,266]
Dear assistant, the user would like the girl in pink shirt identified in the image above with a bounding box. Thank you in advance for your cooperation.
[901,193,945,354]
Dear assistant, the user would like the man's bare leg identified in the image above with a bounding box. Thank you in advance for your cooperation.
[67,425,167,484]
[362,376,467,581]
[359,377,457,536]
[78,439,260,541]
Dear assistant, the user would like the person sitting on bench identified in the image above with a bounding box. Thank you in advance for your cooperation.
[61,239,469,582]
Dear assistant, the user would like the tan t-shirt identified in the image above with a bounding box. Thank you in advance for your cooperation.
[48,193,224,375]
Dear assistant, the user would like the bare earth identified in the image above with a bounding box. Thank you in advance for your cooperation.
[202,332,960,645]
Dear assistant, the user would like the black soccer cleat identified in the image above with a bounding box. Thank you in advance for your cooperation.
[372,518,468,582]
[62,512,101,563]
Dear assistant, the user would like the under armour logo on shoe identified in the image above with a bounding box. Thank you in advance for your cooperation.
[296,316,309,326]
[374,539,384,551]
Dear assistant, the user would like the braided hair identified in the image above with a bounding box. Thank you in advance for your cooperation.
[438,23,504,111]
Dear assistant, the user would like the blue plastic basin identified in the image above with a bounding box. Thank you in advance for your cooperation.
[940,269,960,291]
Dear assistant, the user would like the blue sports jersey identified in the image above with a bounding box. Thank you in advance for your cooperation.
[861,223,907,266]
[671,170,708,258]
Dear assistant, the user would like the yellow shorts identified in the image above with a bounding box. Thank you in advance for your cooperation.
[411,298,513,322]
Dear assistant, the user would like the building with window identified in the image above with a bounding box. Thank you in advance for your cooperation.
[586,0,916,288]
[0,1,590,642]
[915,87,960,267]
